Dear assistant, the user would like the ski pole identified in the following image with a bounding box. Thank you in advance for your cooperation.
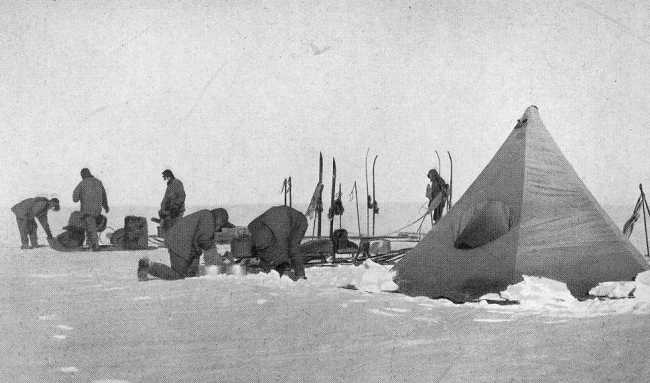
[329,158,336,239]
[447,151,453,211]
[641,184,649,257]
[365,148,370,237]
[317,153,323,238]
[350,181,361,238]
[338,183,342,229]
[372,154,378,236]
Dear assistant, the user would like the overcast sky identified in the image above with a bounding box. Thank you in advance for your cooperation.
[1,0,648,208]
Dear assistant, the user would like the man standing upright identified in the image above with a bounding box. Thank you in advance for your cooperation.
[73,168,109,251]
[158,169,186,235]
[426,168,448,225]
[11,197,60,249]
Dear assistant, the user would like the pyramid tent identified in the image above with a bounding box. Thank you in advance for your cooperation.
[395,106,648,301]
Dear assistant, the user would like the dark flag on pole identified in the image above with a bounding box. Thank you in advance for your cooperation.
[623,195,642,238]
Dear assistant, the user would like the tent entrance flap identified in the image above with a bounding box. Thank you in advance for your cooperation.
[454,200,512,249]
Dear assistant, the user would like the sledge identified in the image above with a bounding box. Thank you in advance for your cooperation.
[48,238,160,252]
[299,234,412,266]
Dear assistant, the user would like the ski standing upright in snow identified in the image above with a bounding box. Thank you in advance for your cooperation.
[350,181,362,238]
[365,148,371,237]
[447,151,453,211]
[371,155,379,236]
[317,153,323,238]
[329,158,336,239]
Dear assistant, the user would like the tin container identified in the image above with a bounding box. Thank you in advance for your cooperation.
[230,263,246,276]
[230,237,253,259]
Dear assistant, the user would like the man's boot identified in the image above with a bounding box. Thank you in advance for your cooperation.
[137,257,151,281]
[29,233,39,249]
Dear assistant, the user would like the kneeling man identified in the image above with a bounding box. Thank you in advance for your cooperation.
[248,206,308,280]
[138,208,231,280]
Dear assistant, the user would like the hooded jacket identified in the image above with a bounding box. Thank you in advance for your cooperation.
[161,178,186,216]
[73,176,108,216]
[165,210,217,261]
[247,206,308,267]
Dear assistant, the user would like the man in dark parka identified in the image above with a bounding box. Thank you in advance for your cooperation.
[158,169,186,235]
[11,197,60,249]
[247,205,308,280]
[426,168,448,224]
[72,168,109,250]
[138,208,231,280]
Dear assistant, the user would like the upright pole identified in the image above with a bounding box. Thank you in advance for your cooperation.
[641,184,649,257]
[352,181,361,237]
[329,158,336,238]
[282,178,287,206]
[372,155,378,236]
[338,183,342,229]
[288,177,292,208]
[447,151,453,211]
[317,153,323,238]
[365,148,370,237]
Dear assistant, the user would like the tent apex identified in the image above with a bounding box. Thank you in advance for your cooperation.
[522,105,540,121]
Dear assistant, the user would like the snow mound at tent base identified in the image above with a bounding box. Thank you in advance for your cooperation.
[633,270,650,300]
[200,260,398,293]
[349,259,399,293]
[477,272,650,317]
[588,282,636,298]
[500,275,577,308]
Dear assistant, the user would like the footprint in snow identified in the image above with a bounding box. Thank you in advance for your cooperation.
[56,325,73,331]
[368,308,399,317]
[104,287,127,291]
[413,316,439,323]
[30,273,69,279]
[384,307,411,313]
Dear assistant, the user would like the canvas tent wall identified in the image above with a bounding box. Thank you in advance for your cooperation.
[395,106,648,302]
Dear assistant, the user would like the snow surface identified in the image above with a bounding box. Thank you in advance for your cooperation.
[476,275,650,318]
[2,245,650,382]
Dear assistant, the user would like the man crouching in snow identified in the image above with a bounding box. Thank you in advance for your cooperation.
[137,208,232,281]
[247,206,308,281]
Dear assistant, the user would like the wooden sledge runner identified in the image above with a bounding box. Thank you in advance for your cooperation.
[48,238,160,252]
